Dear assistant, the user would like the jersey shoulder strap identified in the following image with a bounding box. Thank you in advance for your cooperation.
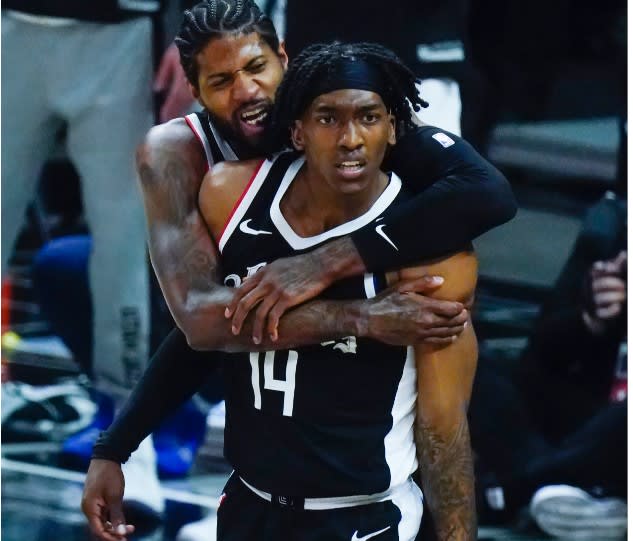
[184,111,238,168]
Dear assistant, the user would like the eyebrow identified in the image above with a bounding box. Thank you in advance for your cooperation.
[206,55,267,81]
[313,102,383,113]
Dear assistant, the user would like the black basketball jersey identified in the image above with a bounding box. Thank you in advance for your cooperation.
[218,151,418,498]
[185,111,238,168]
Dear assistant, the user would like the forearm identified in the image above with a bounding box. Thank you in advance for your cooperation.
[415,328,478,541]
[188,294,362,351]
[351,127,516,272]
[412,251,479,539]
[92,328,215,463]
[416,412,477,541]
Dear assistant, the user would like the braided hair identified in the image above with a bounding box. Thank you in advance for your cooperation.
[176,0,280,88]
[267,42,428,153]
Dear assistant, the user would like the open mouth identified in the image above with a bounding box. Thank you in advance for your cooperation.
[239,104,269,126]
[336,160,366,173]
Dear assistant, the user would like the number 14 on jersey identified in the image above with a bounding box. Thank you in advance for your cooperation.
[250,350,298,417]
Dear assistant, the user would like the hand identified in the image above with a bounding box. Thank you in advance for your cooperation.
[225,250,332,344]
[583,251,627,334]
[82,459,135,541]
[362,276,468,345]
[154,43,196,123]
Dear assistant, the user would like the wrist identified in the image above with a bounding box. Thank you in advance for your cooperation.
[340,300,369,338]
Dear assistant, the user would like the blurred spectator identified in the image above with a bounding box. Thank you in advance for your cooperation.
[1,0,195,522]
[268,0,478,139]
[469,190,627,539]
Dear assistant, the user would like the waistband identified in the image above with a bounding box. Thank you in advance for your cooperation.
[239,476,407,511]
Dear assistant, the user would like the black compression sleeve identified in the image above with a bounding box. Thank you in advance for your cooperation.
[351,126,517,271]
[92,327,219,463]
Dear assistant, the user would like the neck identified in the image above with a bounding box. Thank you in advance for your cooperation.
[281,164,389,237]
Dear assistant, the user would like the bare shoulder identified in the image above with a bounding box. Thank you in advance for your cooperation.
[203,159,263,192]
[140,118,197,154]
[136,118,207,191]
[199,159,264,239]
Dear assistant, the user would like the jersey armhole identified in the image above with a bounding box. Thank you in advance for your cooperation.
[184,114,212,171]
[217,159,266,247]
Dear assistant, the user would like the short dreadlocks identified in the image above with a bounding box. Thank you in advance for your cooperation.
[267,41,428,153]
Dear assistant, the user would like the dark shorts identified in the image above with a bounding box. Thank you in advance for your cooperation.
[217,474,423,541]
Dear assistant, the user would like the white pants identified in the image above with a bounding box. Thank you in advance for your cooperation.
[2,14,152,400]
[415,78,462,136]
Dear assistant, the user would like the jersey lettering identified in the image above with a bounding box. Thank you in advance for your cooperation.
[249,350,298,416]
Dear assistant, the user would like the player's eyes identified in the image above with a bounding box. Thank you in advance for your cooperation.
[317,116,336,125]
[248,61,267,73]
[363,113,380,123]
[209,78,231,90]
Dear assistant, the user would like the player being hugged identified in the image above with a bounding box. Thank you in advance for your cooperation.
[198,42,478,541]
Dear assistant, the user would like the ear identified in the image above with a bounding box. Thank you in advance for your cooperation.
[188,81,201,102]
[387,113,396,146]
[277,40,289,71]
[290,120,305,151]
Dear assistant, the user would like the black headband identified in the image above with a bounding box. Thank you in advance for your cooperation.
[301,58,392,113]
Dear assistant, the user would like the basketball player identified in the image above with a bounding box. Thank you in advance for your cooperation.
[84,40,479,541]
[205,42,477,540]
[196,41,478,541]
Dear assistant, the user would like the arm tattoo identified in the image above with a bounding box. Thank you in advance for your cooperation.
[416,415,477,541]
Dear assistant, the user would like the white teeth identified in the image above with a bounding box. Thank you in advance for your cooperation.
[340,161,362,168]
[241,106,267,122]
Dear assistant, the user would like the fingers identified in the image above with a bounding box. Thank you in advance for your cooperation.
[396,275,444,293]
[595,290,626,306]
[593,276,626,293]
[225,276,259,318]
[614,250,627,269]
[593,252,628,277]
[267,302,288,343]
[106,502,134,540]
[420,297,465,318]
[422,336,461,345]
[444,309,469,327]
[422,324,466,339]
[252,294,279,344]
[596,303,623,319]
[104,521,135,540]
[592,276,626,319]
[226,281,263,335]
[85,503,130,541]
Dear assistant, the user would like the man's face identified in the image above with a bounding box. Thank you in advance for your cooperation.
[191,32,288,151]
[291,89,396,195]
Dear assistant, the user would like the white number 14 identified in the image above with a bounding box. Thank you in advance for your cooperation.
[249,350,297,416]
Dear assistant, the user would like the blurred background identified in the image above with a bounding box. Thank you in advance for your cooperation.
[1,0,627,540]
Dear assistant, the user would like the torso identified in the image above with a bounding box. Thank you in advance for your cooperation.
[207,151,419,497]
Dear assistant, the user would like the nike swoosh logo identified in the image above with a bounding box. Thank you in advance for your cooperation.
[375,224,398,251]
[239,219,272,236]
[351,526,391,541]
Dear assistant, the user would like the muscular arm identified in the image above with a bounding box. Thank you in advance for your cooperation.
[398,252,478,540]
[342,125,517,273]
[136,123,369,352]
[227,127,515,335]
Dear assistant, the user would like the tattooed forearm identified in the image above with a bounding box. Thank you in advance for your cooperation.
[416,414,477,541]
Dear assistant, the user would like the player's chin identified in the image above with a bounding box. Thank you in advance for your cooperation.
[236,119,267,146]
